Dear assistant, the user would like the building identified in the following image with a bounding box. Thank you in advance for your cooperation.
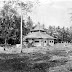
[23,23,55,47]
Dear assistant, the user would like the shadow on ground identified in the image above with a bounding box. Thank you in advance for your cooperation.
[0,51,69,72]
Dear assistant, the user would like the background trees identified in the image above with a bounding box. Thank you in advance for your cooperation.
[0,0,72,45]
[0,3,18,45]
[46,25,72,43]
[0,0,34,45]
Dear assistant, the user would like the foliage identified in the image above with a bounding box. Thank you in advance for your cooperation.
[25,16,33,34]
[0,3,18,45]
[0,1,34,45]
[46,25,72,43]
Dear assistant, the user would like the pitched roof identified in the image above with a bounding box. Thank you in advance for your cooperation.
[24,31,54,39]
[31,23,45,31]
[24,23,55,40]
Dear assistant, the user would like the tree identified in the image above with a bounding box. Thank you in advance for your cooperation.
[26,16,33,29]
[47,26,56,37]
[68,26,72,42]
[24,16,33,34]
[47,26,53,36]
[0,0,34,44]
[46,26,71,43]
[0,2,18,45]
[0,0,38,45]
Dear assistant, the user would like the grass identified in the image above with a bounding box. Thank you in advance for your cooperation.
[0,54,68,72]
[0,43,72,72]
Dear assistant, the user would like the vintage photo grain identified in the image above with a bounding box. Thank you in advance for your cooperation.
[0,0,72,72]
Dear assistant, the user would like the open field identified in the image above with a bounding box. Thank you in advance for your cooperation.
[0,43,72,72]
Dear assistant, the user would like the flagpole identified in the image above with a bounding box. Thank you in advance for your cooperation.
[21,8,22,52]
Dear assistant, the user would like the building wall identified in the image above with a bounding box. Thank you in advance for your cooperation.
[42,39,54,46]
[33,39,42,47]
[33,39,48,47]
[27,38,54,47]
[48,39,54,46]
[43,39,47,47]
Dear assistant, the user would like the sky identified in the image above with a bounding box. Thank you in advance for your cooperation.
[29,0,72,28]
[0,0,72,28]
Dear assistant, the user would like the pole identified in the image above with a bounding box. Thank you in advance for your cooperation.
[21,8,22,52]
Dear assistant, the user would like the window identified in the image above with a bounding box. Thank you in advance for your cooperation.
[62,42,63,43]
[35,41,39,42]
[50,41,51,43]
[45,41,46,43]
[52,41,53,43]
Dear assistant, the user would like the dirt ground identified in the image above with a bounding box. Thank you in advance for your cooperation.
[0,43,72,72]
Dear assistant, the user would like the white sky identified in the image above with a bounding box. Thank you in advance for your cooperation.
[0,0,72,28]
[30,0,72,28]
